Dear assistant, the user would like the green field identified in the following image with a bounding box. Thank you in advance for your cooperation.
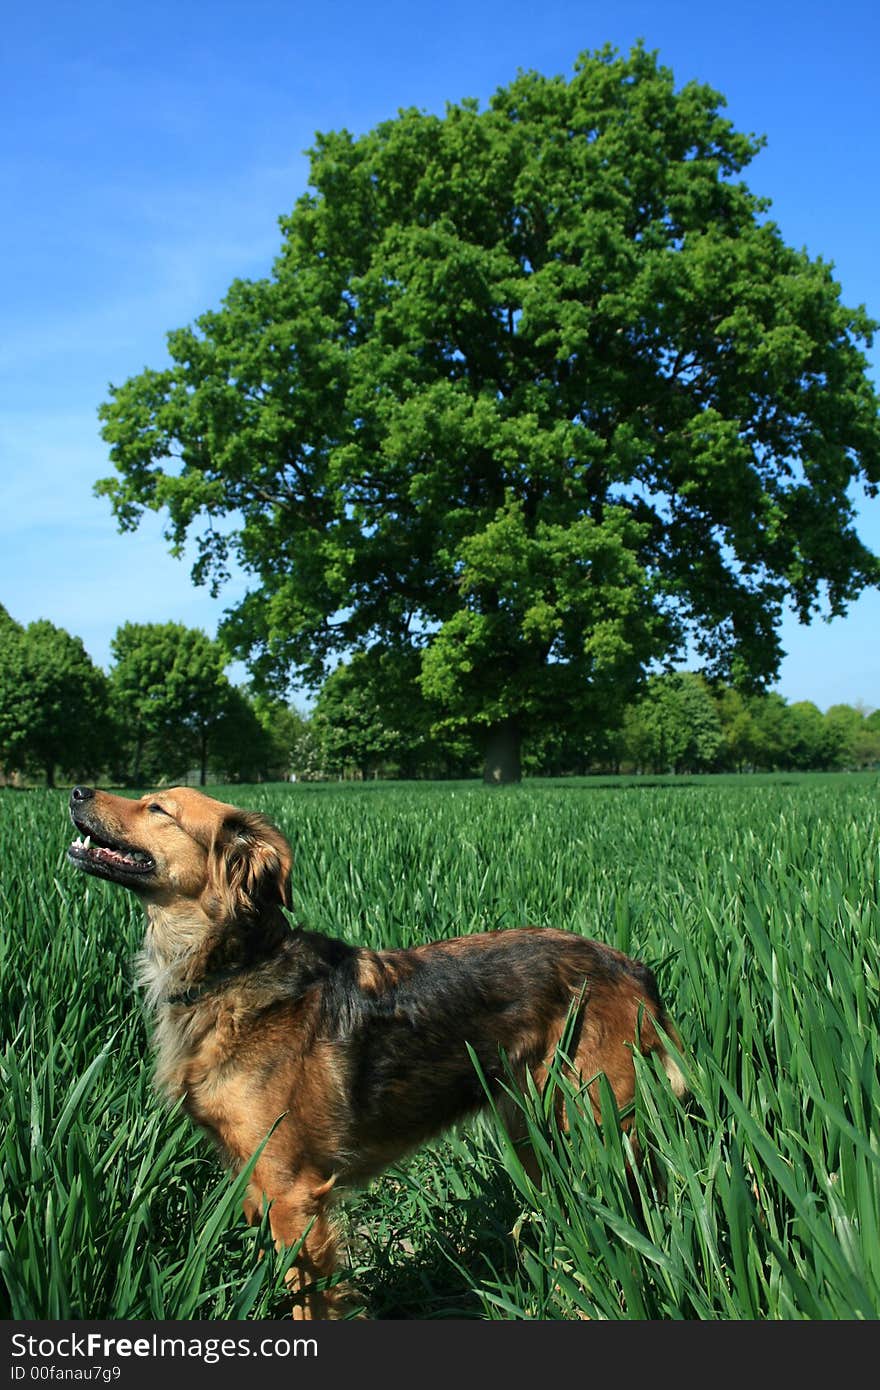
[1,774,878,1320]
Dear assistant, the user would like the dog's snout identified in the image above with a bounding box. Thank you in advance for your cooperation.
[70,786,95,805]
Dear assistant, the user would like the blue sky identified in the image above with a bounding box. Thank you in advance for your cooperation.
[2,0,878,710]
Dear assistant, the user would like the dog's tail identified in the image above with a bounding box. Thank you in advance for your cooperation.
[627,956,688,1100]
[656,1021,688,1099]
[640,986,688,1100]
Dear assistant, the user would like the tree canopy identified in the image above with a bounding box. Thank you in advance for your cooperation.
[621,672,722,773]
[109,621,235,785]
[0,616,111,786]
[97,44,880,781]
[311,649,478,779]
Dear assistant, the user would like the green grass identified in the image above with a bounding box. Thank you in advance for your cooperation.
[1,773,878,1319]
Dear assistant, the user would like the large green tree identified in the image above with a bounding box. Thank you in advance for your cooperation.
[0,613,111,786]
[97,45,880,783]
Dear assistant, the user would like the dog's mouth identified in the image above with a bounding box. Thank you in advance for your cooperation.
[68,815,156,885]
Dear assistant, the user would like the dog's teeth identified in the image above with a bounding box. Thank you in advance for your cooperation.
[83,835,91,849]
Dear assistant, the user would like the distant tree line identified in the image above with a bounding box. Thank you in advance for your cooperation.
[1,606,876,788]
[310,661,880,779]
[569,673,880,776]
[0,607,305,787]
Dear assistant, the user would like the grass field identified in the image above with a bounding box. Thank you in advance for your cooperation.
[1,773,878,1320]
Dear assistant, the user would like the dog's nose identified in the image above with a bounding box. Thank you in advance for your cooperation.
[70,786,95,805]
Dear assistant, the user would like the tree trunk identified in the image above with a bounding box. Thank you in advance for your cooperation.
[482,719,522,785]
[46,763,55,789]
[200,728,208,786]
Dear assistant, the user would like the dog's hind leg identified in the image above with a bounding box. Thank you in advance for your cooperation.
[242,1184,263,1227]
[495,1091,543,1187]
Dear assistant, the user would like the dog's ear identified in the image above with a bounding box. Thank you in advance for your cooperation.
[209,809,293,920]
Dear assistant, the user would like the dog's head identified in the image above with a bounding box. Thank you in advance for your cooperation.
[68,785,292,921]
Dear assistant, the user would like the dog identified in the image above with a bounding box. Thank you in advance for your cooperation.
[67,783,685,1318]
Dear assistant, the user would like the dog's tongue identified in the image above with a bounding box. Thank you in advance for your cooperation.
[93,844,140,866]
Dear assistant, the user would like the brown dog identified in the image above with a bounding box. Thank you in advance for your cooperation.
[68,784,685,1318]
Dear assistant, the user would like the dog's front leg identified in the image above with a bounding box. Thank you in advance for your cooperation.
[263,1172,342,1320]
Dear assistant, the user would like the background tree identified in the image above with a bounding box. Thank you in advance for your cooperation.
[822,702,868,770]
[713,685,759,772]
[620,672,721,773]
[747,692,795,770]
[0,606,25,775]
[109,622,232,785]
[207,685,274,782]
[0,615,111,786]
[785,700,827,770]
[251,696,312,779]
[97,44,880,782]
[311,649,480,780]
[285,719,326,782]
[312,657,401,780]
[859,708,880,769]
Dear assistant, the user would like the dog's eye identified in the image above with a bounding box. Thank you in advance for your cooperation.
[148,803,168,815]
